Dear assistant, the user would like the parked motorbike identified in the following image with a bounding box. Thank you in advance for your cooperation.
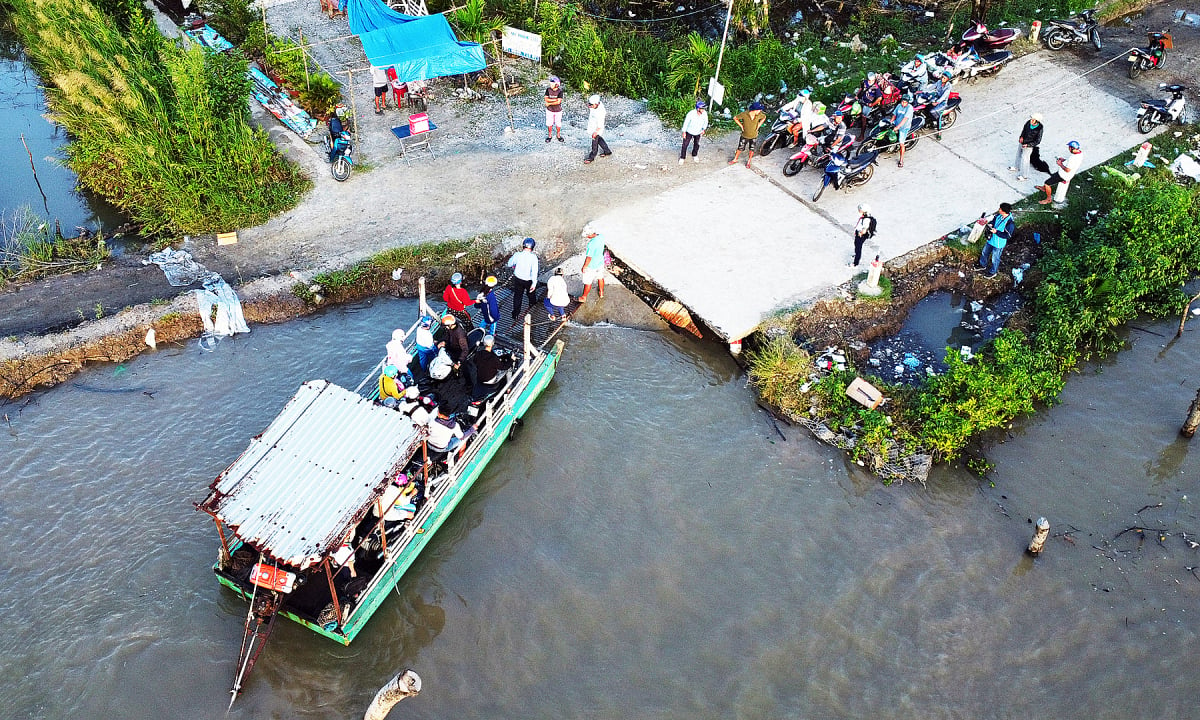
[961,21,1021,52]
[1043,9,1102,51]
[930,43,1013,82]
[782,132,855,176]
[856,114,926,156]
[1136,83,1188,133]
[1128,31,1172,79]
[326,131,354,181]
[812,150,879,202]
[757,112,801,156]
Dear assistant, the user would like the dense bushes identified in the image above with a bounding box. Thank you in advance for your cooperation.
[8,0,308,234]
[750,156,1200,473]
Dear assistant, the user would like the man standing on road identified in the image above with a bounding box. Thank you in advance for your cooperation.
[679,100,709,164]
[577,230,606,302]
[545,76,564,143]
[978,202,1014,277]
[729,101,766,168]
[1037,140,1082,204]
[887,95,914,168]
[507,237,540,322]
[850,204,877,268]
[1009,113,1043,181]
[371,65,389,114]
[584,95,611,164]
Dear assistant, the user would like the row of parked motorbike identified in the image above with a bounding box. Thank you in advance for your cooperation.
[758,12,1190,202]
[755,20,1019,201]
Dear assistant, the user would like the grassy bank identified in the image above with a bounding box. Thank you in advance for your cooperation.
[4,0,309,235]
[749,131,1200,480]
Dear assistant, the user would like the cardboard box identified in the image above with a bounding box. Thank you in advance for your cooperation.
[408,112,429,134]
[217,231,238,246]
[846,377,884,409]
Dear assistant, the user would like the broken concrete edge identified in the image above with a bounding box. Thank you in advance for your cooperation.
[0,235,575,401]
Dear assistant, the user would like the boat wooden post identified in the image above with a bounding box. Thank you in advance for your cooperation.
[1180,387,1200,438]
[322,557,344,629]
[418,277,427,316]
[375,498,388,558]
[522,313,531,375]
[1027,517,1050,556]
[421,439,429,485]
[213,516,233,568]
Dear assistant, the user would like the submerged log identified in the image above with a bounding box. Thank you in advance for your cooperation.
[364,669,423,720]
[1181,388,1200,439]
[1027,517,1050,556]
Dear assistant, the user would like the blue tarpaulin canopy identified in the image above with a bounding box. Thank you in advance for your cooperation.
[347,0,486,83]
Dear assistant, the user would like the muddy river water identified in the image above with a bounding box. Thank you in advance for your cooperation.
[1,295,1197,718]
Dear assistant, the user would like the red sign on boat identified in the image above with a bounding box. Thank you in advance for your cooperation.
[250,563,297,593]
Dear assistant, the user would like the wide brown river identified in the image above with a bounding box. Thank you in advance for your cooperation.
[2,295,1197,718]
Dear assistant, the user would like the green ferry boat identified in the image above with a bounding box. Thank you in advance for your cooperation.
[197,277,569,699]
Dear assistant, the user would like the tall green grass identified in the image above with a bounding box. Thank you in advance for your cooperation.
[8,0,308,235]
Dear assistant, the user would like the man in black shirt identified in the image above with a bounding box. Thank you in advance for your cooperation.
[468,335,513,398]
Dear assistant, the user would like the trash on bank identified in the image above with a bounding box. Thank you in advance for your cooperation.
[144,248,250,342]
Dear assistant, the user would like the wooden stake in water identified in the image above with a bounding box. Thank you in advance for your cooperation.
[363,669,422,720]
[1181,388,1200,439]
[1027,517,1050,556]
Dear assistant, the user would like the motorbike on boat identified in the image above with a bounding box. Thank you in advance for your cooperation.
[1128,31,1172,78]
[1043,9,1102,51]
[1136,84,1188,133]
[812,150,879,202]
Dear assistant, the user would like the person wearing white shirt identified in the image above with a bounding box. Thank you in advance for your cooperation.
[1038,140,1082,204]
[507,237,540,323]
[679,100,710,164]
[542,268,570,320]
[583,95,611,164]
[370,66,389,114]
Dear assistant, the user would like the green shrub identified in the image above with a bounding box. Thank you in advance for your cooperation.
[203,47,253,121]
[297,72,343,118]
[197,0,260,45]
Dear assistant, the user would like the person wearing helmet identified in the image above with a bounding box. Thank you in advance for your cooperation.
[730,100,767,168]
[414,315,438,370]
[886,94,914,168]
[584,94,611,164]
[824,109,849,153]
[900,54,930,93]
[469,334,513,399]
[545,75,564,143]
[1037,141,1082,204]
[680,100,709,164]
[442,271,475,330]
[1010,113,1044,181]
[507,237,540,323]
[440,313,470,368]
[385,328,412,372]
[920,71,953,130]
[378,364,406,407]
[326,107,349,162]
[476,275,500,335]
[851,203,878,268]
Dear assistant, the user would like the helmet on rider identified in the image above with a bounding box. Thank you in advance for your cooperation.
[485,275,498,287]
[1067,140,1081,152]
[858,203,871,215]
[450,272,463,285]
[523,237,536,249]
[419,315,434,328]
[695,100,706,109]
[588,94,601,106]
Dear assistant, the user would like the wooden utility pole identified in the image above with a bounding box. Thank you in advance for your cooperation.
[1181,388,1200,438]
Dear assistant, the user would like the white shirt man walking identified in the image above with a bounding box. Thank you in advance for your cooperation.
[584,95,611,164]
[507,237,540,323]
[679,100,709,164]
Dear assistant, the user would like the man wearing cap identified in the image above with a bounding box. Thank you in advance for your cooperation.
[730,101,766,168]
[900,54,930,92]
[442,272,475,330]
[679,100,709,164]
[507,237,540,322]
[1037,141,1082,204]
[577,230,606,302]
[545,76,565,143]
[850,203,877,268]
[978,202,1014,277]
[584,95,611,164]
[1010,113,1043,181]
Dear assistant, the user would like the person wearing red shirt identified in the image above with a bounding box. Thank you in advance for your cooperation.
[443,272,475,330]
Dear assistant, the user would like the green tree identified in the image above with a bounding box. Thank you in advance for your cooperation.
[451,0,505,47]
[666,32,717,98]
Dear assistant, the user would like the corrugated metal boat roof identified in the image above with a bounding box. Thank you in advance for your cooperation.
[199,380,422,569]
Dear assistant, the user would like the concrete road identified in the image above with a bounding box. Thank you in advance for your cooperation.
[595,48,1160,342]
